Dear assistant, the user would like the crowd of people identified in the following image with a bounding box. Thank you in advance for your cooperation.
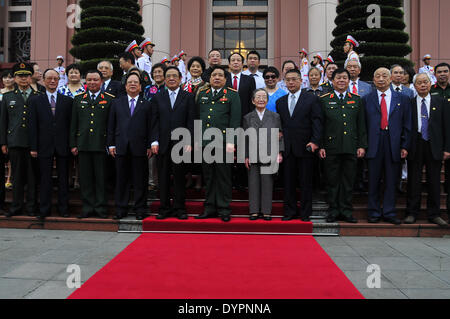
[0,35,449,227]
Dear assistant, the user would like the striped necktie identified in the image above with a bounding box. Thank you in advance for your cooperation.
[421,99,429,141]
[50,95,56,116]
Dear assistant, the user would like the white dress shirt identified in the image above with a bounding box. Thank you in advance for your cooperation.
[256,108,266,121]
[109,95,139,151]
[416,94,431,132]
[377,89,392,119]
[46,90,57,105]
[230,72,242,90]
[151,88,180,146]
[242,69,265,89]
[103,79,111,91]
[88,90,101,101]
[289,89,302,110]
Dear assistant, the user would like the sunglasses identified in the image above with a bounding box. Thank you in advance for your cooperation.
[264,75,277,80]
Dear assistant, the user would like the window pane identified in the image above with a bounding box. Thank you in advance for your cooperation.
[243,0,268,5]
[241,29,255,49]
[214,17,224,28]
[255,16,267,28]
[225,30,239,49]
[258,50,267,59]
[9,11,27,22]
[213,0,237,6]
[240,16,255,28]
[9,0,31,6]
[255,29,267,48]
[213,29,225,49]
[225,16,240,28]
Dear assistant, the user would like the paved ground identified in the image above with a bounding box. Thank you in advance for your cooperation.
[0,229,449,299]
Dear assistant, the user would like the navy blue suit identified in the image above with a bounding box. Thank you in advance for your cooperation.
[107,95,152,217]
[363,89,412,218]
[276,90,323,218]
[29,92,73,217]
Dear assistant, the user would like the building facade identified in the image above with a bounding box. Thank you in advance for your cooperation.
[0,0,449,73]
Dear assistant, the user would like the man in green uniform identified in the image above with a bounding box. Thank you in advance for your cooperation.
[430,62,450,216]
[195,66,241,222]
[320,62,338,94]
[319,68,367,223]
[70,70,114,219]
[0,62,41,217]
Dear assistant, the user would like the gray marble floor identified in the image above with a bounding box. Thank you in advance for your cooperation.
[0,229,449,299]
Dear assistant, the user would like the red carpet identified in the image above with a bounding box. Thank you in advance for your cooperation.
[69,234,363,299]
[142,216,313,234]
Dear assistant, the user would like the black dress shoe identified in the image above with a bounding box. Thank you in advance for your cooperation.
[136,215,144,221]
[156,213,168,220]
[59,212,70,218]
[27,211,36,217]
[263,215,272,221]
[221,215,231,222]
[249,214,259,220]
[368,217,381,223]
[383,217,402,225]
[282,215,295,221]
[301,217,311,222]
[77,213,89,219]
[345,216,358,223]
[97,213,108,219]
[113,215,122,220]
[195,212,216,219]
[404,215,416,224]
[177,213,188,220]
[37,215,46,222]
[5,211,14,218]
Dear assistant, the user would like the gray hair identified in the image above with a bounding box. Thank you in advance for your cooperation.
[390,64,405,74]
[308,67,322,76]
[413,72,431,85]
[251,88,269,101]
[97,60,114,71]
[344,59,361,69]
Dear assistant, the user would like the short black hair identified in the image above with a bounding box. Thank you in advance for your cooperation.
[208,49,221,58]
[164,66,182,78]
[331,68,351,81]
[209,65,226,79]
[285,69,302,78]
[228,52,244,64]
[187,56,206,73]
[66,63,81,75]
[85,69,104,80]
[325,62,338,71]
[1,69,13,79]
[125,72,143,86]
[404,66,416,84]
[120,52,135,65]
[151,63,166,78]
[435,63,450,72]
[263,66,280,78]
[247,50,260,61]
[282,60,298,72]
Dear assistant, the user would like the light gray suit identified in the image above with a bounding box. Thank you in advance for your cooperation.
[243,109,284,215]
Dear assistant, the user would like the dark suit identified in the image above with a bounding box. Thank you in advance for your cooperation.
[29,92,72,217]
[103,80,121,97]
[150,89,195,215]
[107,95,152,218]
[276,90,323,219]
[363,89,412,218]
[406,95,450,219]
[226,73,256,117]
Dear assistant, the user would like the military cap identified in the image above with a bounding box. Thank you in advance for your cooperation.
[177,50,187,58]
[125,40,139,53]
[140,38,155,49]
[423,54,432,61]
[346,35,359,48]
[12,62,33,76]
[299,48,308,56]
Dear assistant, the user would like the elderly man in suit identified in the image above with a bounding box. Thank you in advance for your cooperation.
[276,69,323,221]
[98,61,121,97]
[390,65,415,99]
[150,66,195,220]
[107,73,152,220]
[345,59,372,98]
[244,88,284,221]
[29,69,73,221]
[363,67,412,225]
[404,73,450,227]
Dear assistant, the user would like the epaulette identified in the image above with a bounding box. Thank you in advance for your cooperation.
[198,84,210,93]
[349,92,360,97]
[227,87,238,92]
[74,92,85,97]
[104,92,115,98]
[320,92,331,98]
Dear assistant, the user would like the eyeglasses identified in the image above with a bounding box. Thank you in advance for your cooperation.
[264,75,277,80]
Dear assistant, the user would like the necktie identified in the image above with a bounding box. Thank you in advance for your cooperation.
[289,94,296,117]
[50,95,56,116]
[352,82,358,94]
[339,94,344,103]
[233,76,238,90]
[91,94,96,101]
[22,90,29,102]
[421,99,429,141]
[170,91,176,108]
[380,93,388,130]
[396,87,401,92]
[130,98,136,116]
[102,82,106,92]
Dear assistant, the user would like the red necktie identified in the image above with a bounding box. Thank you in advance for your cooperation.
[380,93,388,129]
[352,82,358,94]
[233,76,238,90]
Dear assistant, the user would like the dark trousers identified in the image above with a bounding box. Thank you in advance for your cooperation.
[9,147,37,215]
[115,151,148,216]
[39,154,69,217]
[0,153,5,210]
[406,136,441,219]
[325,154,357,218]
[445,159,450,214]
[78,151,107,215]
[283,155,313,218]
[367,130,400,218]
[157,151,186,214]
[203,162,232,217]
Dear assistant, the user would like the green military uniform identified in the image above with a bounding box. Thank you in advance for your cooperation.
[70,91,114,217]
[0,86,41,216]
[196,86,241,218]
[320,91,367,219]
[320,81,334,94]
[431,82,450,214]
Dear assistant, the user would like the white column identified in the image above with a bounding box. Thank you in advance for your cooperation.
[141,0,171,63]
[308,0,338,61]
